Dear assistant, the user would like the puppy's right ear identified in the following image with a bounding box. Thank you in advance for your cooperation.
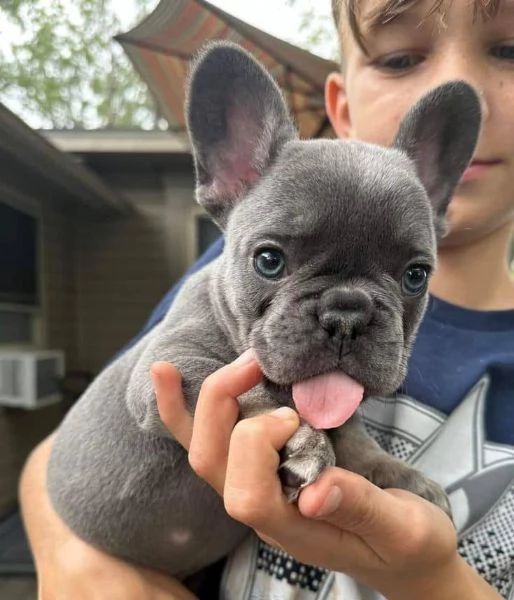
[393,81,481,237]
[186,42,297,228]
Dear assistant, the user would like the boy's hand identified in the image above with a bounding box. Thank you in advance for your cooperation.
[151,355,501,600]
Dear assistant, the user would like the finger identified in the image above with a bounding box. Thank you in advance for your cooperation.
[299,468,406,537]
[223,407,300,522]
[298,468,449,562]
[256,530,285,552]
[222,408,347,562]
[151,362,192,449]
[188,350,263,495]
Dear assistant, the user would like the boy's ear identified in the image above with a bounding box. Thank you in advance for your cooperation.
[325,72,353,139]
[186,42,297,229]
[393,81,482,237]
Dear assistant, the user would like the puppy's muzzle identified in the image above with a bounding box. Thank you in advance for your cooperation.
[318,287,373,345]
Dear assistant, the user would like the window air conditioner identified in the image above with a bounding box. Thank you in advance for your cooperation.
[0,350,65,409]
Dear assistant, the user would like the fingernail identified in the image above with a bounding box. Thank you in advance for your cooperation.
[316,486,342,517]
[232,348,256,366]
[270,406,298,421]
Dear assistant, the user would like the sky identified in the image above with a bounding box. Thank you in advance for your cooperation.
[110,0,333,53]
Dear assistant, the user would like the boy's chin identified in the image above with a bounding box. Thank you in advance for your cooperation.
[438,214,509,248]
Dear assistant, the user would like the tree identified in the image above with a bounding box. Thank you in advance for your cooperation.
[0,0,163,129]
[284,0,339,61]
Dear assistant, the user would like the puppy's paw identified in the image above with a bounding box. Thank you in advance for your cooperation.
[397,470,452,519]
[278,424,335,503]
[362,459,452,519]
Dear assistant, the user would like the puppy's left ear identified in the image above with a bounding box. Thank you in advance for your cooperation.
[393,81,481,237]
[186,41,297,228]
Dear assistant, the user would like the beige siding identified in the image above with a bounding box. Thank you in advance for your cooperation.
[41,204,79,367]
[75,170,198,374]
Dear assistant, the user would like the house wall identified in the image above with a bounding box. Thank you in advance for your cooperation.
[0,191,75,517]
[74,165,209,374]
[41,203,79,367]
[0,157,215,516]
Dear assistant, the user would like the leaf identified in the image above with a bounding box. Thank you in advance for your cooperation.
[281,0,339,60]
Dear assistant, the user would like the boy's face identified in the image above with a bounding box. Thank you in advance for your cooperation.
[326,0,514,247]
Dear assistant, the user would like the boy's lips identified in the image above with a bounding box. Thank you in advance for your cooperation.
[461,158,502,183]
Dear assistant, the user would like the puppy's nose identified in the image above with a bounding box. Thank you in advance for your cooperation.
[318,289,373,340]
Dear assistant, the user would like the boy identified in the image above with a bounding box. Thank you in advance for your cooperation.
[19,0,514,598]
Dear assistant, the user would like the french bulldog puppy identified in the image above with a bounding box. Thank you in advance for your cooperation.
[47,42,481,578]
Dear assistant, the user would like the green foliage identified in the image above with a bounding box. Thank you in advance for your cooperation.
[0,0,163,129]
[284,0,339,61]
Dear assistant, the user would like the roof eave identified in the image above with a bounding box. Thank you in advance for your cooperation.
[0,104,130,216]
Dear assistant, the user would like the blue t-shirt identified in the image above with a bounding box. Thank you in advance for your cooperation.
[121,237,514,599]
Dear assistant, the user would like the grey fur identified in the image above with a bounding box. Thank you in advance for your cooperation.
[47,42,480,578]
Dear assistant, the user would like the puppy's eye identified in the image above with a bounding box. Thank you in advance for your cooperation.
[402,265,430,296]
[254,248,285,279]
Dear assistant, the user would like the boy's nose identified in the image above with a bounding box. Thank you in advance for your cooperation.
[433,54,490,122]
[474,87,488,122]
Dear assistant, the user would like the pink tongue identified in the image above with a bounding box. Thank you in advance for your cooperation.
[292,372,364,430]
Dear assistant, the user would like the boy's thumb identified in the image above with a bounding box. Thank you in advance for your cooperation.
[298,469,405,540]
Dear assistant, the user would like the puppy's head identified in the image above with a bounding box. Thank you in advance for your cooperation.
[186,42,481,428]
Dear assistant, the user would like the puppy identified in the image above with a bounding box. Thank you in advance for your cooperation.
[47,42,481,578]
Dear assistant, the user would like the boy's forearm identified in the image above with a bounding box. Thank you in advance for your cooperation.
[382,554,503,600]
[18,433,60,568]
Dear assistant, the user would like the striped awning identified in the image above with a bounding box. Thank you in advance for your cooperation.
[115,0,338,139]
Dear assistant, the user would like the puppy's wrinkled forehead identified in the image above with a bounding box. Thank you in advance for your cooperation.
[187,43,480,257]
[230,139,436,270]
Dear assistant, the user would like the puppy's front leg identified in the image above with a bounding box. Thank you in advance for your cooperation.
[330,413,452,517]
[239,385,336,503]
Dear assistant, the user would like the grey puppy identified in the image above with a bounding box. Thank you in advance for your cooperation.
[47,42,481,579]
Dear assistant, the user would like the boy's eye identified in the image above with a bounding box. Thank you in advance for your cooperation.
[375,53,424,71]
[491,44,514,60]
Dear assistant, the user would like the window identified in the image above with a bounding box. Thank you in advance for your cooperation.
[0,201,38,306]
[0,200,40,346]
